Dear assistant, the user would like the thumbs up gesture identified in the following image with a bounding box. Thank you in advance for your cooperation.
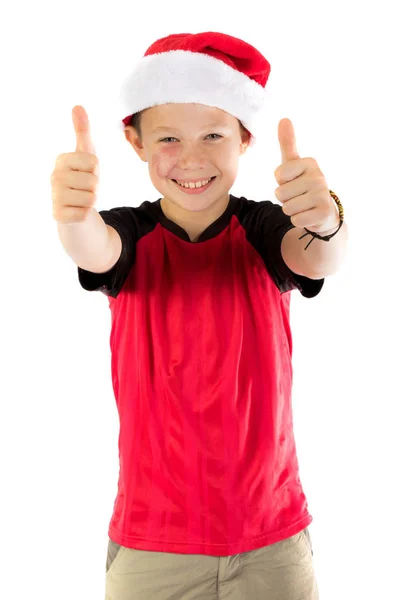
[273,118,340,234]
[50,105,100,224]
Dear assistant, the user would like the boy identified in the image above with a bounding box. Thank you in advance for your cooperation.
[52,32,347,600]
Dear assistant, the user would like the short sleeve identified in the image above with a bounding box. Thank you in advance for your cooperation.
[77,207,138,297]
[249,200,324,298]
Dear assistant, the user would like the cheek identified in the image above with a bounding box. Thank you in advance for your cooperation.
[151,146,180,179]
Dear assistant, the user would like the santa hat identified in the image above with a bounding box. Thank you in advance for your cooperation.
[117,32,271,142]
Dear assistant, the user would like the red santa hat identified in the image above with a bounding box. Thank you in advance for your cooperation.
[117,32,271,143]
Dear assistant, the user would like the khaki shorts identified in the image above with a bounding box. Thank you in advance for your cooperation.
[105,528,319,599]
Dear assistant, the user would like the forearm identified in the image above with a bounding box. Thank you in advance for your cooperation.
[300,220,349,278]
[57,208,112,272]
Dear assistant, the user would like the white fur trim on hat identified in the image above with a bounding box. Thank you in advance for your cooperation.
[117,50,268,138]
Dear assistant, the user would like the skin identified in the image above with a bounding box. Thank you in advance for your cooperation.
[124,103,250,242]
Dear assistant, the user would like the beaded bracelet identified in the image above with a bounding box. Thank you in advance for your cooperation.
[298,190,344,250]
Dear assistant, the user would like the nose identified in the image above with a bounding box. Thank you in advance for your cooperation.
[177,143,207,170]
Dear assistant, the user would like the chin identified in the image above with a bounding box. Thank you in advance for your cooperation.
[178,200,214,212]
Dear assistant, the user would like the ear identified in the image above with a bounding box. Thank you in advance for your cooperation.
[239,128,251,156]
[124,126,147,162]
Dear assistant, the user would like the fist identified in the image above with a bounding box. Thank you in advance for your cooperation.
[50,105,100,224]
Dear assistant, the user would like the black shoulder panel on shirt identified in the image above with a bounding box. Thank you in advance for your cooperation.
[77,195,324,299]
[77,202,157,298]
[233,196,324,298]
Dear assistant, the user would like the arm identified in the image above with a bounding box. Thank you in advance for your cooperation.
[281,220,349,280]
[57,208,122,273]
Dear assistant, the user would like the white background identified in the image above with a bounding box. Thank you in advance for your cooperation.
[1,1,399,598]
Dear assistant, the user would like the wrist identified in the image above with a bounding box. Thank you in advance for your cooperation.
[312,222,340,236]
[313,191,341,235]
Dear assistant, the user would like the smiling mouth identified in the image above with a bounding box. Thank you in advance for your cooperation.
[172,176,216,189]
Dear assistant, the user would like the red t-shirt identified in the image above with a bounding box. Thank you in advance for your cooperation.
[78,194,324,556]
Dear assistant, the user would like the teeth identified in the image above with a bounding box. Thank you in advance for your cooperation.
[176,178,213,189]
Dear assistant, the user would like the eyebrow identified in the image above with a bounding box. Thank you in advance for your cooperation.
[151,123,231,134]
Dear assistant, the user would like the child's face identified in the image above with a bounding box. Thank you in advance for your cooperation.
[125,103,250,213]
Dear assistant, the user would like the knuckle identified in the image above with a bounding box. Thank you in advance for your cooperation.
[52,206,62,220]
[85,172,97,190]
[55,153,66,167]
[51,169,63,184]
[91,172,99,187]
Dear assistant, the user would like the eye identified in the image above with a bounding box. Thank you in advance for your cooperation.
[159,137,178,143]
[206,134,222,140]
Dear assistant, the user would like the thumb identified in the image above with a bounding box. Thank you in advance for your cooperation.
[278,118,300,163]
[72,105,96,155]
